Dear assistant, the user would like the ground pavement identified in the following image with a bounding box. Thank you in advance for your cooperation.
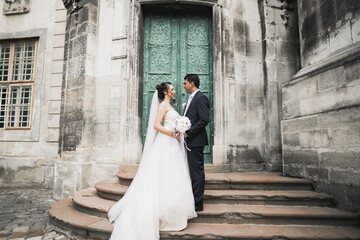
[0,188,84,240]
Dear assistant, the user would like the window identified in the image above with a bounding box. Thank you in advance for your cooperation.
[0,39,38,129]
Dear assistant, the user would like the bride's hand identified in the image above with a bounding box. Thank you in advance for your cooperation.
[174,131,180,140]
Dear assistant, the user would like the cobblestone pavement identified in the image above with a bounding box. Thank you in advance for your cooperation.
[0,188,87,240]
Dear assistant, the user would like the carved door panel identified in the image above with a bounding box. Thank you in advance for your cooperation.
[143,11,213,163]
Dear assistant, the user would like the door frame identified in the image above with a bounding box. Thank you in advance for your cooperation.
[126,0,228,165]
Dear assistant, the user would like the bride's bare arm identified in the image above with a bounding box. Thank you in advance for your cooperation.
[154,104,175,138]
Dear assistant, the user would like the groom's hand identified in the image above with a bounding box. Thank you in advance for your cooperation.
[184,133,188,138]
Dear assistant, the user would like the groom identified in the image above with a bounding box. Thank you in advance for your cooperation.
[183,74,210,212]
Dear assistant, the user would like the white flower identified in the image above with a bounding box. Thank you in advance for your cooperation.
[174,116,191,133]
[182,103,187,110]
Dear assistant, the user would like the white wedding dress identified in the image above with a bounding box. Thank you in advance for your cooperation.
[108,107,197,240]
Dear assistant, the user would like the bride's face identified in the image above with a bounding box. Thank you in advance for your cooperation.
[165,84,175,99]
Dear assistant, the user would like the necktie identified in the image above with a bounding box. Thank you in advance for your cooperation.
[183,95,193,116]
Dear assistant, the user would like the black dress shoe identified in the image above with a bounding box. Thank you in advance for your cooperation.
[195,206,203,212]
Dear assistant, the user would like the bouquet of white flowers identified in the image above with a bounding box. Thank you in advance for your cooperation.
[174,116,191,134]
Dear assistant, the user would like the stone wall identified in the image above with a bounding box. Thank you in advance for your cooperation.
[282,0,360,212]
[298,0,360,67]
[222,0,299,172]
[260,0,300,171]
[0,0,66,188]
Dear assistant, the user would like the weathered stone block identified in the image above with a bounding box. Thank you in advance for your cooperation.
[282,133,299,147]
[51,60,63,74]
[317,66,346,92]
[344,59,360,83]
[55,9,66,22]
[49,101,61,114]
[55,21,66,35]
[320,151,360,169]
[87,3,99,24]
[305,166,329,182]
[316,182,346,207]
[276,41,299,62]
[351,16,360,42]
[53,34,66,48]
[47,128,60,142]
[316,106,360,129]
[282,116,317,133]
[15,167,45,184]
[330,169,360,186]
[283,149,319,166]
[299,130,329,148]
[245,42,262,58]
[66,56,85,80]
[94,123,108,147]
[329,21,352,54]
[245,20,261,42]
[247,97,263,110]
[72,35,88,58]
[50,87,62,101]
[70,27,77,40]
[78,22,96,36]
[345,186,360,211]
[299,90,338,116]
[53,177,64,200]
[227,145,265,170]
[233,19,246,54]
[283,164,305,177]
[62,135,77,150]
[328,127,360,150]
[51,73,63,87]
[52,47,65,61]
[282,99,300,119]
[67,76,85,90]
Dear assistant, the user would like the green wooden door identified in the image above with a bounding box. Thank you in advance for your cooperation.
[142,11,213,163]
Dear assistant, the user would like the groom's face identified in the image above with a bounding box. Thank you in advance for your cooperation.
[183,79,193,94]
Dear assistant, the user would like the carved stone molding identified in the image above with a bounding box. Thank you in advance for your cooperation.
[3,0,31,15]
[63,0,74,9]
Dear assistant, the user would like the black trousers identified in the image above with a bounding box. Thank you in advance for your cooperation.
[187,146,205,209]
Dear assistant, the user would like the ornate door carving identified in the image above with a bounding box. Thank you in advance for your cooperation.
[143,10,213,163]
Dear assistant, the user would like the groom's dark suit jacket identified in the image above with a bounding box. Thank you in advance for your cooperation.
[184,91,210,148]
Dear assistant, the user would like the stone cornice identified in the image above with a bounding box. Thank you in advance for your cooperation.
[284,42,360,87]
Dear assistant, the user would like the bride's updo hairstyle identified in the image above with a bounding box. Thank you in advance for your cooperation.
[156,82,172,101]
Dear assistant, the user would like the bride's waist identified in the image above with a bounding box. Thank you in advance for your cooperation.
[163,124,174,132]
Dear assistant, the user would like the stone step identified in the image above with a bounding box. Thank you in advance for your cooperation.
[95,181,334,206]
[117,172,313,190]
[162,224,360,240]
[73,189,358,226]
[50,199,360,240]
[118,164,232,173]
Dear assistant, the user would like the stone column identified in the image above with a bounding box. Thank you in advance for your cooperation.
[54,0,98,199]
[259,0,300,171]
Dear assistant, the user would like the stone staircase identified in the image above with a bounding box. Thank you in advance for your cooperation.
[49,171,360,239]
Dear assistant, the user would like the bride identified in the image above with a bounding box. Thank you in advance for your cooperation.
[108,82,197,240]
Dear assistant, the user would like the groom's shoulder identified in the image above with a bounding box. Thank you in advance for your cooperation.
[197,91,210,104]
[198,91,209,99]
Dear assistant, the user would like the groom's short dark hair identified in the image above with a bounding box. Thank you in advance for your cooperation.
[184,74,200,88]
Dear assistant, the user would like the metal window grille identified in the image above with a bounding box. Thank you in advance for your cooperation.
[0,39,37,129]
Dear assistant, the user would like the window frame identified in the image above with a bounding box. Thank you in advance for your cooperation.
[0,38,38,130]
